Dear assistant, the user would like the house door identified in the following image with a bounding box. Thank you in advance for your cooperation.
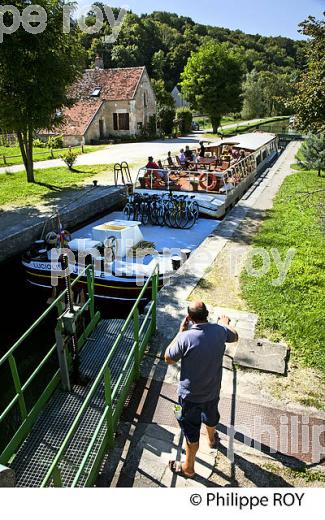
[99,119,105,139]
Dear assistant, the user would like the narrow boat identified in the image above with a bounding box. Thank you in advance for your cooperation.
[22,210,219,313]
[22,132,277,311]
[135,132,278,218]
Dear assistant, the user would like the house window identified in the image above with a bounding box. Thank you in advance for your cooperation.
[144,92,148,108]
[113,113,130,131]
[91,87,101,97]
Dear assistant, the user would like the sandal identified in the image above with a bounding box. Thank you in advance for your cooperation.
[168,460,195,479]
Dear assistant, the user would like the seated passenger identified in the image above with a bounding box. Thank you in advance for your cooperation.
[185,145,194,162]
[167,151,175,167]
[179,149,187,166]
[146,156,159,170]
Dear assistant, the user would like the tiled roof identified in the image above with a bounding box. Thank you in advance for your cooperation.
[59,98,103,136]
[52,67,146,136]
[69,67,145,102]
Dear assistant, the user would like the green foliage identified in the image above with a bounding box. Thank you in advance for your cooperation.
[157,105,176,136]
[180,42,243,132]
[176,107,193,134]
[47,135,64,149]
[241,170,325,372]
[62,149,79,170]
[32,139,47,149]
[0,0,86,181]
[151,79,175,108]
[292,14,325,133]
[241,70,294,119]
[299,134,325,176]
[82,10,306,91]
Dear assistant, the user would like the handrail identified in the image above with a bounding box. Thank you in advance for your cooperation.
[0,264,98,464]
[0,265,92,367]
[41,262,159,487]
[135,151,258,193]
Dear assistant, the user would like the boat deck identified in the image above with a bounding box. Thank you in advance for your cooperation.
[72,211,221,253]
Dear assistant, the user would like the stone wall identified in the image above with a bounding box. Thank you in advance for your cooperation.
[84,70,157,143]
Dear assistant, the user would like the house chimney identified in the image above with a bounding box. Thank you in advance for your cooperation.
[94,55,104,69]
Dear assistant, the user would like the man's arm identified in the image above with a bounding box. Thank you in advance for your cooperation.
[219,315,239,343]
[164,317,189,365]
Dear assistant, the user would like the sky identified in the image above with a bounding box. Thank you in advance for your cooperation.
[77,0,324,40]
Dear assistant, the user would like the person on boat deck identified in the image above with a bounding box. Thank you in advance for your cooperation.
[232,148,240,160]
[179,149,187,166]
[199,141,206,158]
[146,156,159,170]
[167,151,175,167]
[239,149,246,159]
[146,156,168,184]
[157,160,169,183]
[185,146,194,162]
[165,301,238,479]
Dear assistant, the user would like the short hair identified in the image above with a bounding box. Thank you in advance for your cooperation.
[188,302,208,322]
[148,156,154,162]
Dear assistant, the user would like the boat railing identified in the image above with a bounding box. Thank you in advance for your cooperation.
[135,152,257,194]
[40,262,159,487]
[0,264,100,465]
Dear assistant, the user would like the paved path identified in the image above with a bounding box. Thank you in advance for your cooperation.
[96,142,325,488]
[0,136,204,175]
[0,116,286,175]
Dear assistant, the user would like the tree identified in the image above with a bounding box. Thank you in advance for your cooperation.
[292,14,325,133]
[157,105,176,136]
[241,70,266,119]
[151,79,175,108]
[176,107,193,134]
[299,134,325,177]
[180,42,243,133]
[0,1,85,182]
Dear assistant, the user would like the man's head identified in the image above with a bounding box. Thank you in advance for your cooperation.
[148,156,154,162]
[188,301,209,323]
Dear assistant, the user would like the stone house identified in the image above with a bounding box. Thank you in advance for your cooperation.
[40,65,157,146]
[171,86,190,109]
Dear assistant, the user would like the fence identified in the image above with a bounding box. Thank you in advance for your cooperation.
[0,144,85,166]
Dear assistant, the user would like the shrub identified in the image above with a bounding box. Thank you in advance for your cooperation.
[62,148,78,170]
[33,138,47,148]
[176,107,193,134]
[48,135,64,149]
[157,105,176,136]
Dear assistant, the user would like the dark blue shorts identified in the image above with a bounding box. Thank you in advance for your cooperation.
[178,397,220,444]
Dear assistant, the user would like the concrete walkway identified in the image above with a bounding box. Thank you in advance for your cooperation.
[0,136,205,175]
[97,142,325,488]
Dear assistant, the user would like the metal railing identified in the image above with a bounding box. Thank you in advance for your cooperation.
[0,265,100,465]
[41,263,159,487]
[136,151,259,194]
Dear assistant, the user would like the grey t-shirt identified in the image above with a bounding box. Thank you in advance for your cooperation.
[168,323,237,403]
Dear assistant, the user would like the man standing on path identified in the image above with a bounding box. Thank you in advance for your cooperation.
[164,301,238,478]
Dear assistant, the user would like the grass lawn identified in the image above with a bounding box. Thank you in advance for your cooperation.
[0,164,114,207]
[0,144,108,167]
[240,169,325,372]
[204,116,290,138]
